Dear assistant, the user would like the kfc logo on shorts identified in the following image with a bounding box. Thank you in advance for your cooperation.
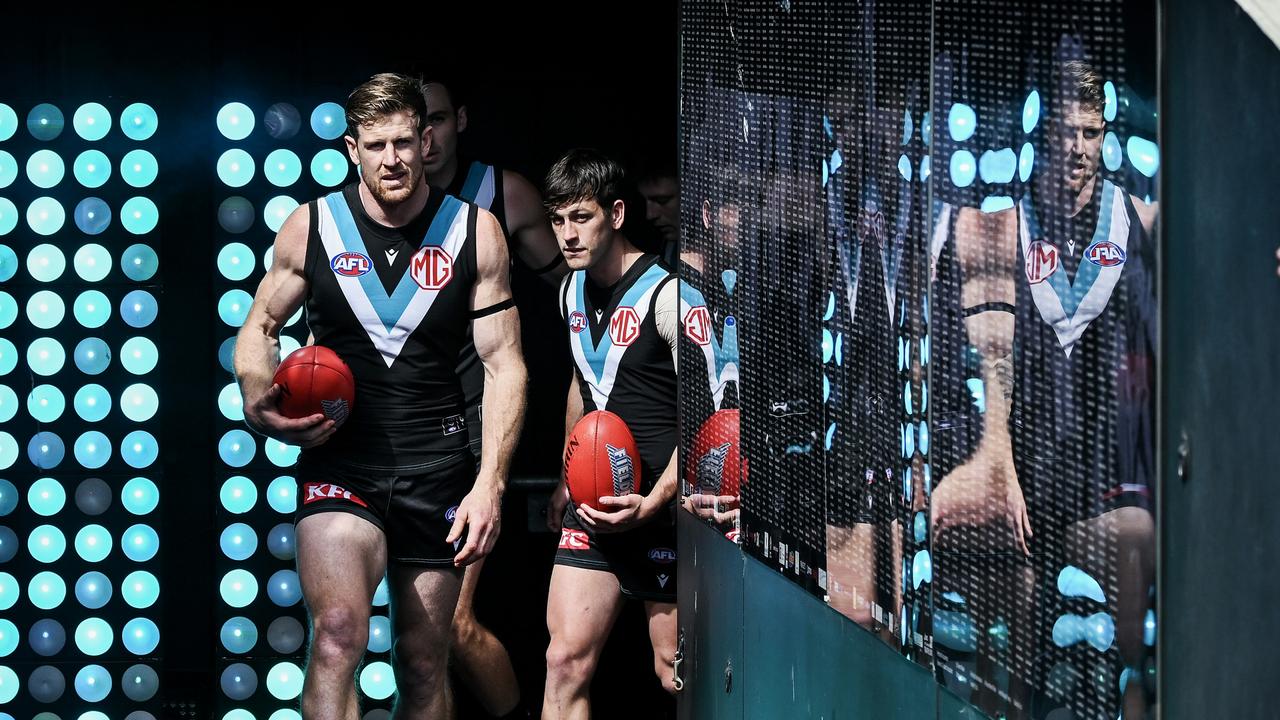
[1025,241,1059,284]
[683,305,712,346]
[303,482,369,508]
[409,246,453,290]
[609,307,641,346]
[558,528,590,551]
[445,505,458,523]
[648,547,677,564]
[331,252,372,277]
[1085,240,1127,267]
[568,310,588,334]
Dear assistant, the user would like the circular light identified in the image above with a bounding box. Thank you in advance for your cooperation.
[267,476,296,513]
[265,148,302,186]
[0,293,14,329]
[122,664,159,701]
[219,428,256,468]
[0,245,14,280]
[267,569,301,606]
[265,439,300,468]
[221,662,258,700]
[217,382,244,421]
[121,430,158,468]
[74,337,112,374]
[122,524,159,561]
[218,289,252,327]
[120,103,158,141]
[121,196,158,234]
[217,196,255,233]
[28,664,64,702]
[217,102,255,140]
[267,660,304,700]
[28,478,66,516]
[120,289,158,328]
[23,388,62,424]
[120,383,158,422]
[368,615,391,653]
[359,661,396,700]
[950,150,977,188]
[0,386,14,424]
[121,570,159,608]
[75,618,114,656]
[74,244,113,282]
[28,525,67,563]
[120,337,159,375]
[948,102,977,142]
[121,477,159,515]
[0,152,15,189]
[29,570,66,609]
[311,148,349,187]
[0,666,17,703]
[74,664,111,702]
[263,244,275,270]
[311,102,346,139]
[0,620,16,657]
[74,149,112,188]
[74,385,112,422]
[373,576,389,607]
[0,572,17,611]
[121,244,159,281]
[28,431,66,469]
[267,616,304,654]
[0,199,15,236]
[0,104,15,141]
[122,617,159,655]
[26,244,66,283]
[73,103,112,141]
[264,195,299,232]
[120,148,158,187]
[264,102,301,139]
[224,711,255,720]
[74,197,113,235]
[74,430,112,469]
[27,338,66,376]
[217,242,255,281]
[0,527,16,563]
[220,522,258,561]
[72,291,111,330]
[217,148,255,187]
[267,522,295,560]
[220,616,258,654]
[0,433,16,470]
[279,335,301,359]
[75,571,113,608]
[75,526,113,563]
[75,478,112,515]
[25,291,65,330]
[0,339,14,376]
[27,618,64,654]
[220,569,258,608]
[270,711,303,720]
[27,104,65,141]
[27,197,65,235]
[220,475,256,514]
[26,149,65,189]
[217,336,237,373]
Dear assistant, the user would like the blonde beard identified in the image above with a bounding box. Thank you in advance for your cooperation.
[366,169,421,206]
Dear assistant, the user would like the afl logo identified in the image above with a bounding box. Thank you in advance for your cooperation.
[445,505,458,523]
[648,547,677,564]
[331,252,372,277]
[568,310,588,334]
[1024,240,1059,284]
[410,246,454,290]
[683,305,712,346]
[610,307,641,346]
[1085,240,1126,267]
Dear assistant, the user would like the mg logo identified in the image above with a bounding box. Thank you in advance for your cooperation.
[1025,240,1059,284]
[609,307,641,346]
[410,246,454,290]
[684,305,711,346]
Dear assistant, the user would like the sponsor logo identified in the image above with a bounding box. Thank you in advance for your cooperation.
[1085,240,1126,267]
[331,252,372,277]
[606,444,635,495]
[384,248,399,265]
[649,547,677,564]
[725,528,741,543]
[442,414,466,436]
[1025,240,1059,284]
[409,246,453,290]
[558,528,590,551]
[609,307,641,346]
[657,574,670,589]
[303,483,369,508]
[562,436,580,479]
[320,398,349,426]
[696,443,732,494]
[683,305,712,346]
[568,310,588,333]
[445,506,458,523]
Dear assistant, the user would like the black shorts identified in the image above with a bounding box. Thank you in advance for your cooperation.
[828,463,898,527]
[295,451,475,567]
[464,402,483,468]
[555,504,677,603]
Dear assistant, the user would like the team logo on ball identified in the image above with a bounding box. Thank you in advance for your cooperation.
[1085,240,1126,267]
[331,252,372,277]
[609,307,641,346]
[1024,240,1059,284]
[696,442,732,494]
[606,444,635,496]
[568,310,588,334]
[409,246,453,290]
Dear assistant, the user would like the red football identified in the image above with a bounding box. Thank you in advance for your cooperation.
[563,410,641,510]
[687,409,745,497]
[272,346,355,427]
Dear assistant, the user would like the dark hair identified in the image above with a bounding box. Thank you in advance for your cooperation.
[419,76,467,112]
[544,148,628,212]
[345,73,427,139]
[1054,60,1105,116]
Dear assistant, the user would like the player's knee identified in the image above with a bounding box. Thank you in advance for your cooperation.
[310,607,368,668]
[545,637,596,689]
[393,635,450,692]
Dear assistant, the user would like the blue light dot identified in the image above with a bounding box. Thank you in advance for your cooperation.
[74,149,112,188]
[28,478,66,516]
[220,475,257,514]
[949,150,977,188]
[27,104,65,141]
[220,523,258,561]
[948,103,976,142]
[265,148,303,186]
[310,102,346,140]
[74,197,113,235]
[121,337,159,375]
[122,476,160,515]
[120,289,159,328]
[26,149,66,189]
[121,430,158,469]
[73,103,112,141]
[267,569,302,606]
[264,195,299,233]
[26,243,65,282]
[218,289,253,327]
[29,569,66,608]
[267,476,297,513]
[74,664,111,702]
[220,569,258,608]
[26,197,65,235]
[122,617,159,655]
[122,524,159,562]
[0,104,16,141]
[368,615,392,653]
[121,243,159,281]
[217,102,256,141]
[266,439,300,468]
[120,149,158,188]
[217,148,256,187]
[122,570,160,608]
[74,430,112,468]
[359,661,396,700]
[28,431,66,469]
[221,616,258,653]
[121,196,159,235]
[120,103,158,141]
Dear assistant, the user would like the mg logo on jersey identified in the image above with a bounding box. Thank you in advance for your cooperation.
[303,482,369,508]
[1085,240,1127,267]
[605,444,636,495]
[609,307,641,346]
[649,548,676,564]
[409,246,453,290]
[568,310,588,334]
[558,528,590,551]
[331,252,372,277]
[683,305,712,346]
[1025,240,1059,284]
